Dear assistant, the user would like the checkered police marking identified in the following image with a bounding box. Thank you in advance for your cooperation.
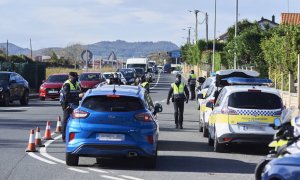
[233,108,281,116]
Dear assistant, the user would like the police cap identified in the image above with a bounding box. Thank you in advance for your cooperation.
[69,72,78,77]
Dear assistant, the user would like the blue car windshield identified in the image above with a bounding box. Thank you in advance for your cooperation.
[82,95,144,112]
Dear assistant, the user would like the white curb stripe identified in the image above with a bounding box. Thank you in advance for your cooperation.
[88,168,109,174]
[40,135,66,164]
[68,167,89,174]
[28,152,56,164]
[120,175,144,180]
[101,175,125,180]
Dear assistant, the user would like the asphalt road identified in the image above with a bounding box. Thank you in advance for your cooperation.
[0,73,267,180]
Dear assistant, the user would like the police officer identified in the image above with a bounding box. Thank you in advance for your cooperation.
[188,70,197,100]
[140,75,150,93]
[60,72,82,142]
[167,74,189,129]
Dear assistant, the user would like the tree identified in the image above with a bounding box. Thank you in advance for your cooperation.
[62,43,84,69]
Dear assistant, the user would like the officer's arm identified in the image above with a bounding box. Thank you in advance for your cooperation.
[188,75,191,83]
[63,83,70,94]
[167,86,173,102]
[61,84,70,109]
[184,85,190,99]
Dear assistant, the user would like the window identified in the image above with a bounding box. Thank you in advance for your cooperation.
[9,73,16,82]
[47,75,68,83]
[82,95,144,112]
[205,85,215,98]
[202,78,213,89]
[0,73,9,83]
[228,92,282,109]
[214,89,227,107]
[79,73,101,81]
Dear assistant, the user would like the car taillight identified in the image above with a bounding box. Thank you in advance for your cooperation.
[221,107,238,115]
[146,135,154,144]
[40,86,46,91]
[69,132,76,142]
[135,112,153,122]
[248,89,261,92]
[106,94,120,98]
[209,99,215,103]
[72,109,89,119]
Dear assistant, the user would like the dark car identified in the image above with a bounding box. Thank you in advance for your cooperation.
[163,63,171,73]
[79,72,106,92]
[39,73,68,101]
[116,68,137,85]
[0,71,30,106]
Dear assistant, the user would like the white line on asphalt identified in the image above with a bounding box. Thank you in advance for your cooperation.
[150,73,161,90]
[120,175,144,180]
[68,167,89,174]
[154,99,167,104]
[101,175,126,180]
[88,168,109,174]
[27,152,57,164]
[40,135,66,164]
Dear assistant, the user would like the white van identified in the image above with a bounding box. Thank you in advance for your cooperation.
[126,58,149,72]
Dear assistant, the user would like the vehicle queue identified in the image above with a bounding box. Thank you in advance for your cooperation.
[3,65,300,179]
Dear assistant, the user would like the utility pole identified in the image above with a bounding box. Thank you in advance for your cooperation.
[212,0,217,73]
[195,10,199,43]
[183,27,192,44]
[205,13,209,43]
[234,0,238,69]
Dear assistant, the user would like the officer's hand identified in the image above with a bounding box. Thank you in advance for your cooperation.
[79,93,85,98]
[166,100,170,105]
[186,99,188,104]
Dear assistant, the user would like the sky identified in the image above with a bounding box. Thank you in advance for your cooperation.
[0,0,299,50]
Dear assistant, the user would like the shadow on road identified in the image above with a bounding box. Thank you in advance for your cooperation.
[158,140,212,152]
[90,155,255,174]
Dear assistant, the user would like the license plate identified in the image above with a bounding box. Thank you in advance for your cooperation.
[48,90,58,94]
[238,124,265,131]
[97,133,125,141]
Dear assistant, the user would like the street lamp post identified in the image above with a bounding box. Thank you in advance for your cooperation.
[183,27,192,44]
[234,0,238,69]
[212,0,217,73]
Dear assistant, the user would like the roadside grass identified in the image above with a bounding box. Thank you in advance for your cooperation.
[46,67,116,78]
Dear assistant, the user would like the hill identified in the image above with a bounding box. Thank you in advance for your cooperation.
[0,40,179,58]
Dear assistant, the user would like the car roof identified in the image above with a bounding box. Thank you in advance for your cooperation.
[49,73,68,76]
[85,85,144,98]
[0,71,14,74]
[80,72,101,74]
[216,69,259,77]
[223,85,280,95]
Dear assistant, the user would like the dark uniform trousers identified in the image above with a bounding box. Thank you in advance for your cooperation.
[189,84,196,100]
[62,107,73,140]
[173,99,185,126]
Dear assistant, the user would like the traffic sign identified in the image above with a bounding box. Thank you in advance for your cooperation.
[81,50,93,62]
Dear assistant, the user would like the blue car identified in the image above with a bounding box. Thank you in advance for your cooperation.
[65,85,162,168]
[262,153,300,180]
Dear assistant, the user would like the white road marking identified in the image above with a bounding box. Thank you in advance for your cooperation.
[150,73,161,90]
[68,167,89,174]
[88,168,109,174]
[27,152,57,164]
[39,135,66,164]
[101,175,125,180]
[120,175,144,180]
[154,99,167,104]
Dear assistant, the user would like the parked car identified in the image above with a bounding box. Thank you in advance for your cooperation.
[65,85,162,168]
[39,73,68,101]
[116,68,137,85]
[79,72,106,92]
[207,78,282,152]
[0,71,30,106]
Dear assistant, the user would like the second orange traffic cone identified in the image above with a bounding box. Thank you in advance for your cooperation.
[26,129,37,152]
[55,116,62,134]
[35,127,45,147]
[43,121,53,140]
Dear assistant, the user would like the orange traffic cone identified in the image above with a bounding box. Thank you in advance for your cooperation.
[43,121,53,140]
[35,127,45,147]
[55,116,62,134]
[26,129,37,152]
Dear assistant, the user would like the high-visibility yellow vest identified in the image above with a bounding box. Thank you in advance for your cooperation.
[141,82,149,87]
[62,80,81,106]
[189,74,197,85]
[172,82,185,99]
